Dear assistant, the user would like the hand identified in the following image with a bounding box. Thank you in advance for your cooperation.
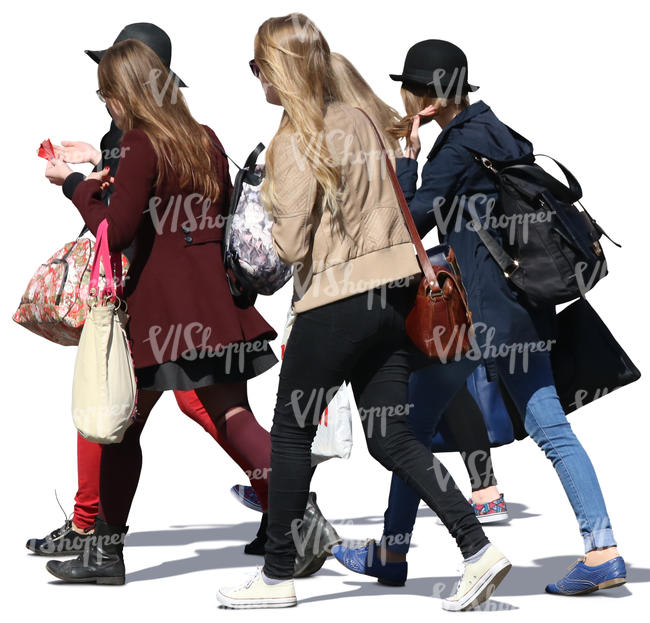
[52,141,101,166]
[44,158,73,186]
[86,167,114,191]
[405,105,438,159]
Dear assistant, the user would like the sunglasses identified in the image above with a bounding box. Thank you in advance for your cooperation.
[96,88,107,103]
[249,59,261,78]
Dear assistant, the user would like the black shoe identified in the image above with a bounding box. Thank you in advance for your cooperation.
[293,492,341,578]
[244,513,267,556]
[26,520,95,556]
[46,517,128,585]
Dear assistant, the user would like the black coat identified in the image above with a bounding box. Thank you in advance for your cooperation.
[397,100,554,372]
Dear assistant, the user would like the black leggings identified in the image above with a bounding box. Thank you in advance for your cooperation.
[263,282,489,579]
[441,386,498,492]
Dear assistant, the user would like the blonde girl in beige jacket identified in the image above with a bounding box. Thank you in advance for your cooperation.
[217,13,510,611]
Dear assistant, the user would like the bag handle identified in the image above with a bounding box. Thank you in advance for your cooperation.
[353,108,440,292]
[472,149,583,203]
[89,219,123,301]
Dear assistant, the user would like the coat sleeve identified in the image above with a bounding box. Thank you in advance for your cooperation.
[396,144,470,238]
[71,129,156,252]
[268,133,318,265]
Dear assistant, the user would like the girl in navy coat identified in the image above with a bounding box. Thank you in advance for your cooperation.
[333,39,627,597]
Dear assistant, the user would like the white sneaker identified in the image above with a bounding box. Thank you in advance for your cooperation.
[441,544,511,611]
[217,567,297,609]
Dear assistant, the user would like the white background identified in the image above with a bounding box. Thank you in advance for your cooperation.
[1,1,648,621]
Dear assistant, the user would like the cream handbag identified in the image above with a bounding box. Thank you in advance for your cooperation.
[71,219,137,444]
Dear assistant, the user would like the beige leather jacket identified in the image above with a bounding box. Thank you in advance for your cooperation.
[270,101,421,313]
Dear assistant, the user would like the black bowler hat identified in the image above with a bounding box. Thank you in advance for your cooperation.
[85,22,187,88]
[390,39,478,95]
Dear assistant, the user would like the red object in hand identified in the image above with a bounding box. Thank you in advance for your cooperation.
[38,139,56,161]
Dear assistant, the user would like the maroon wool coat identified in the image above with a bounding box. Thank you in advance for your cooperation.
[72,126,277,369]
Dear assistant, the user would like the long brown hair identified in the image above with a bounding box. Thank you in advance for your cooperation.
[255,13,342,219]
[388,82,470,141]
[330,52,402,156]
[98,39,219,202]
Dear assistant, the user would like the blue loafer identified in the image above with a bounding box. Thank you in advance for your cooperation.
[546,556,627,595]
[331,539,407,586]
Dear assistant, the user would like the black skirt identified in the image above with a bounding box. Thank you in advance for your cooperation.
[135,339,278,391]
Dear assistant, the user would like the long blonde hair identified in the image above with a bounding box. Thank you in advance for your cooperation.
[330,52,402,156]
[98,39,220,202]
[255,13,342,219]
[388,82,470,141]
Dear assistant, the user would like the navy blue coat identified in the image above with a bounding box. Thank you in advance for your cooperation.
[397,100,552,367]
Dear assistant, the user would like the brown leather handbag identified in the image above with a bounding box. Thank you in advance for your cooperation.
[356,108,474,362]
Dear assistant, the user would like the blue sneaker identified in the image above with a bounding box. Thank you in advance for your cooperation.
[331,539,407,586]
[546,556,627,595]
[230,485,263,513]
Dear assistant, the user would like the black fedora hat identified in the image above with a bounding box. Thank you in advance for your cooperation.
[85,22,187,88]
[390,39,478,96]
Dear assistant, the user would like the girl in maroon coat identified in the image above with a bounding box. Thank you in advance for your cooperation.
[45,39,278,585]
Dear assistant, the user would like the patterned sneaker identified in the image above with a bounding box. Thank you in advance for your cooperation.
[436,494,508,526]
[217,567,297,609]
[230,485,263,513]
[470,494,509,524]
[441,544,511,611]
[545,556,626,595]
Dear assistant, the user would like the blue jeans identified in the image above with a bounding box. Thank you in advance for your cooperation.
[382,351,616,554]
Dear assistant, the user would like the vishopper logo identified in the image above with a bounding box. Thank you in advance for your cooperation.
[284,129,401,181]
[99,145,131,163]
[426,66,471,102]
[569,386,612,411]
[427,321,556,373]
[575,259,608,297]
[287,12,314,42]
[144,68,181,106]
[290,259,415,308]
[243,467,272,480]
[145,193,231,235]
[288,516,353,559]
[431,581,512,610]
[358,402,416,439]
[285,386,341,428]
[143,325,272,372]
[78,532,127,567]
[432,193,556,244]
[461,449,496,490]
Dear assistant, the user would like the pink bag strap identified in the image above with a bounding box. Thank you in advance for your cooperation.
[89,219,124,301]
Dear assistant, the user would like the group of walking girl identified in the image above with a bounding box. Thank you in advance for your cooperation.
[35,13,627,612]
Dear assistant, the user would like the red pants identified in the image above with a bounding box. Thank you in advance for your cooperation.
[73,389,269,529]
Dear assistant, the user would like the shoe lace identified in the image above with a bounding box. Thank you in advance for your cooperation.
[51,490,73,536]
[243,567,262,590]
[566,557,585,572]
[452,562,466,595]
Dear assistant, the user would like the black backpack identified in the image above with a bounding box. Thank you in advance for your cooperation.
[467,152,619,306]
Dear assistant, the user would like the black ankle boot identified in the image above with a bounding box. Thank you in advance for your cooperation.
[46,517,128,585]
[294,492,341,578]
[244,513,268,556]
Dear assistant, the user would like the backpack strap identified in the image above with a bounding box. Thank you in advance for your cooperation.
[468,217,521,279]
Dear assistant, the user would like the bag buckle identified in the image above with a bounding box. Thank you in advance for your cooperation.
[475,155,498,174]
[504,259,520,278]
